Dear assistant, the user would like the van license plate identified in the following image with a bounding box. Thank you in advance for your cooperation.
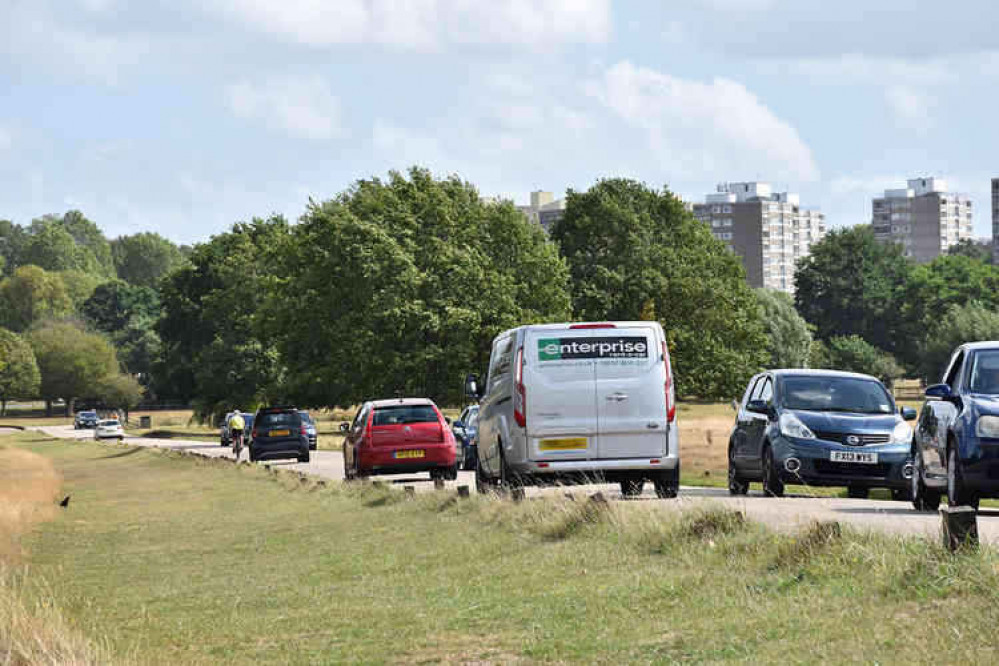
[830,451,877,464]
[270,429,290,437]
[395,450,425,459]
[539,437,588,451]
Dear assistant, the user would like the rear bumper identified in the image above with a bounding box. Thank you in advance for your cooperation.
[359,445,456,474]
[513,454,678,475]
[251,437,308,460]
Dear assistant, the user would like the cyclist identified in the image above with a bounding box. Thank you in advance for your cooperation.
[229,410,246,459]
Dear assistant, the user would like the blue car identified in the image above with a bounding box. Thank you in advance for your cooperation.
[912,342,999,510]
[728,370,917,499]
[451,405,479,470]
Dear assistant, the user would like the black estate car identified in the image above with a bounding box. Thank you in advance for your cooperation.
[728,370,917,499]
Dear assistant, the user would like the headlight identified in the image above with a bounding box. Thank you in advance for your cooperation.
[976,415,999,439]
[890,421,912,445]
[779,412,815,439]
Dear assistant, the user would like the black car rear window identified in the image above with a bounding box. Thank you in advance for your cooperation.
[373,405,438,426]
[257,412,301,428]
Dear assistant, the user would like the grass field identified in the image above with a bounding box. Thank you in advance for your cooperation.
[5,430,999,664]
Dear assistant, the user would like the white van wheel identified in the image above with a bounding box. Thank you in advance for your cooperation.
[654,466,679,499]
[620,477,644,497]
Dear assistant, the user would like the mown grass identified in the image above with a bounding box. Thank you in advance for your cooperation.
[7,431,999,664]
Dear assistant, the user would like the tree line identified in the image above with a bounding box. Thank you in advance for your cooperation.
[3,167,995,419]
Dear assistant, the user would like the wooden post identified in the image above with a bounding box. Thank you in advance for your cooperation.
[511,487,525,502]
[457,485,470,498]
[941,505,979,552]
[404,486,415,496]
[434,478,445,490]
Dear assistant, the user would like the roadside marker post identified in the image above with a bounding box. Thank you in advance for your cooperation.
[457,485,470,498]
[434,478,445,490]
[941,505,978,552]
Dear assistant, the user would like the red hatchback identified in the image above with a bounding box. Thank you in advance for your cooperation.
[342,398,458,481]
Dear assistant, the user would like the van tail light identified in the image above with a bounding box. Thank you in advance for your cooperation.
[662,341,676,422]
[514,345,526,428]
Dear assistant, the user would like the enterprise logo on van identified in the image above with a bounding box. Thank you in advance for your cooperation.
[538,337,648,361]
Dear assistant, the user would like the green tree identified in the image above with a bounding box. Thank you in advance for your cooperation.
[111,232,185,287]
[794,226,911,356]
[819,335,904,386]
[920,302,999,383]
[0,265,74,331]
[22,212,114,277]
[0,328,41,415]
[20,223,79,272]
[94,373,144,412]
[551,178,767,399]
[56,269,103,308]
[83,281,162,383]
[947,238,992,263]
[263,168,572,408]
[755,288,812,369]
[0,219,27,276]
[157,217,290,415]
[29,321,119,415]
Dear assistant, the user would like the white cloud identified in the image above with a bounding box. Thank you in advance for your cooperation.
[588,61,819,181]
[208,0,611,49]
[226,75,344,140]
[884,85,933,132]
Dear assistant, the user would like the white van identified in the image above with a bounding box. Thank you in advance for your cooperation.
[467,321,679,498]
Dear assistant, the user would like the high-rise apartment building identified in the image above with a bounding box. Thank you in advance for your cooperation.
[872,177,972,262]
[692,182,826,293]
[518,190,566,232]
[992,178,999,265]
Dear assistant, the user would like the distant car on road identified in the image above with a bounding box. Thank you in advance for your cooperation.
[451,405,479,470]
[74,410,98,429]
[299,410,318,450]
[728,370,917,499]
[249,406,309,463]
[94,419,124,441]
[220,412,254,447]
[341,398,458,481]
[912,341,999,510]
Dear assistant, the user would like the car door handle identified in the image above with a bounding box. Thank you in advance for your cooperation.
[606,393,628,402]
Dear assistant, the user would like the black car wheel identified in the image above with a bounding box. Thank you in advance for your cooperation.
[728,446,749,496]
[847,486,869,500]
[762,446,784,498]
[910,452,941,511]
[298,451,310,464]
[475,454,491,494]
[947,445,978,508]
[620,477,644,497]
[653,465,679,499]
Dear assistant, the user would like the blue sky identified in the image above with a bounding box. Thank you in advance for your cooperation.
[2,0,998,243]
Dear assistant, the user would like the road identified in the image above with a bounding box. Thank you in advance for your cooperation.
[33,424,999,544]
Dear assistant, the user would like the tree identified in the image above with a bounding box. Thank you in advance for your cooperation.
[56,269,103,308]
[920,303,999,383]
[20,223,79,273]
[262,168,572,408]
[794,226,911,357]
[83,281,160,334]
[21,212,114,277]
[0,219,27,276]
[755,288,812,369]
[94,373,144,412]
[111,232,185,287]
[0,265,74,332]
[819,335,904,386]
[947,238,992,263]
[0,328,40,415]
[28,321,119,415]
[551,178,767,399]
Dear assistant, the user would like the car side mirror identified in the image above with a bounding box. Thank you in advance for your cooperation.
[925,384,954,401]
[339,422,350,432]
[746,399,772,417]
[901,406,917,421]
[465,374,480,399]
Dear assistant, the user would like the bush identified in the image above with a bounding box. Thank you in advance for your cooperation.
[821,335,904,385]
[920,302,999,382]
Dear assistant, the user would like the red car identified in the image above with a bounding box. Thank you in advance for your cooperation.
[342,398,458,481]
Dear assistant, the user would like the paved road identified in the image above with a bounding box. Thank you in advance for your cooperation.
[35,424,999,543]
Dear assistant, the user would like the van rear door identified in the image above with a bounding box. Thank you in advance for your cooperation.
[592,325,667,459]
[523,328,598,461]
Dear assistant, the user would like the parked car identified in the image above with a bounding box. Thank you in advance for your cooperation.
[220,412,254,447]
[467,321,679,498]
[299,410,318,450]
[728,370,917,499]
[74,410,98,429]
[93,419,124,441]
[451,405,479,470]
[911,341,999,510]
[341,398,458,481]
[249,407,308,463]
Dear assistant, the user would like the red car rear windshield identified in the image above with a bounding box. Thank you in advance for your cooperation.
[373,405,439,426]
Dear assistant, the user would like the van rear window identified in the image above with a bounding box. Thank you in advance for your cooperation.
[373,405,439,425]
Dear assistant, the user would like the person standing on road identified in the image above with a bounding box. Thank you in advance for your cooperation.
[229,411,245,459]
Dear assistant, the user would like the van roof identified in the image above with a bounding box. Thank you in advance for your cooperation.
[495,321,663,338]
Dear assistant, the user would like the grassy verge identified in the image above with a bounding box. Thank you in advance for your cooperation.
[7,431,999,663]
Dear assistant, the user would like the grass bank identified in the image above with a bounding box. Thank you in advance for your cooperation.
[7,431,999,663]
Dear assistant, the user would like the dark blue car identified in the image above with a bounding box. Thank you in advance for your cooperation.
[912,342,999,510]
[728,370,917,499]
[451,405,478,470]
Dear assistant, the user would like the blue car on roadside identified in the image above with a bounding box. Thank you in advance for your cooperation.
[911,341,999,510]
[728,369,917,499]
[451,405,479,470]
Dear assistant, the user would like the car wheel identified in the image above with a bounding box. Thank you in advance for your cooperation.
[728,446,749,496]
[947,445,978,509]
[620,477,644,497]
[847,486,869,500]
[762,446,785,498]
[653,465,679,499]
[447,464,459,481]
[298,451,310,464]
[891,488,911,502]
[498,446,522,492]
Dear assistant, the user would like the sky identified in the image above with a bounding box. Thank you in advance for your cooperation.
[2,0,999,244]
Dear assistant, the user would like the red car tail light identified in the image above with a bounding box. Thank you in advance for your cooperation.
[251,429,258,439]
[514,345,526,427]
[662,341,676,423]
